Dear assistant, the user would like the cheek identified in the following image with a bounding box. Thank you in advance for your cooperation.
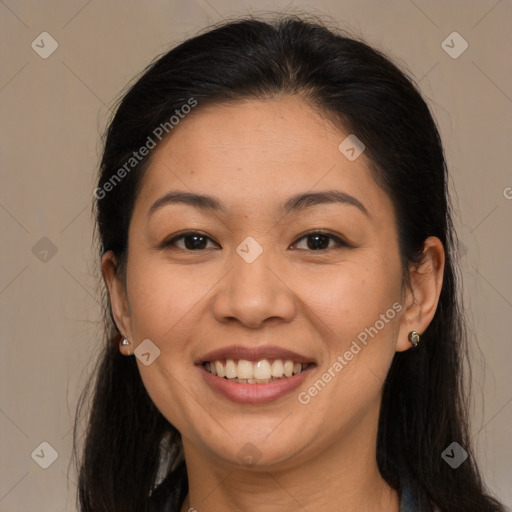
[125,258,214,432]
[295,261,401,423]
[125,256,211,347]
[300,257,401,343]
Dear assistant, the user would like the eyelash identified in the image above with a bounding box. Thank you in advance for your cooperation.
[161,231,350,252]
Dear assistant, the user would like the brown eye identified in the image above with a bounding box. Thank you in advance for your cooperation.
[292,231,348,251]
[161,230,349,252]
[162,232,219,251]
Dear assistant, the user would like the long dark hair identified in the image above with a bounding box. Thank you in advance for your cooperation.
[73,14,506,512]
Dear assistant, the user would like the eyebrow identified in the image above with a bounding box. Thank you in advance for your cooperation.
[146,189,370,219]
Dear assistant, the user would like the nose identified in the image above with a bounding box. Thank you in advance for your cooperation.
[211,240,297,329]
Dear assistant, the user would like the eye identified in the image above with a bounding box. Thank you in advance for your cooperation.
[291,231,349,251]
[162,232,219,251]
[161,230,349,252]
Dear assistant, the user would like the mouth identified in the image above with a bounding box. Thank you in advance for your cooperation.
[196,345,316,403]
[203,358,313,384]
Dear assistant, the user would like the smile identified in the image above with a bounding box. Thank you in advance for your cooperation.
[203,358,311,383]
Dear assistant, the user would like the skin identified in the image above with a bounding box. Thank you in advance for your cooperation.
[102,96,445,512]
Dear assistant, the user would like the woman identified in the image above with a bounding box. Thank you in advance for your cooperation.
[73,14,507,512]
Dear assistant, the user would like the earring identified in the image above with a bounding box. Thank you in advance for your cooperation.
[408,330,421,348]
[120,337,131,355]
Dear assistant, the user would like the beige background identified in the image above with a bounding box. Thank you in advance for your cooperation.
[1,0,511,510]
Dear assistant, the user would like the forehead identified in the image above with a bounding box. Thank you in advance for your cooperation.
[134,96,394,224]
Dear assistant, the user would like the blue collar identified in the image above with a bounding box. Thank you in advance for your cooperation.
[400,482,418,512]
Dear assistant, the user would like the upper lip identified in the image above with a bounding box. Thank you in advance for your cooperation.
[195,345,316,365]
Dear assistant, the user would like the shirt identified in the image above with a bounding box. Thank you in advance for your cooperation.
[399,482,419,512]
[149,462,420,511]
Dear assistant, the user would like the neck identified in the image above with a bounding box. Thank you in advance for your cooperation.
[179,409,399,512]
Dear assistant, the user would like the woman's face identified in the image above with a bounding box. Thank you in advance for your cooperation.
[107,96,416,469]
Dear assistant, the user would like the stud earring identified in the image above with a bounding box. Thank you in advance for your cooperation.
[120,337,131,355]
[408,330,421,348]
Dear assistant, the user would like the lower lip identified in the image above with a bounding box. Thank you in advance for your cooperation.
[198,364,315,404]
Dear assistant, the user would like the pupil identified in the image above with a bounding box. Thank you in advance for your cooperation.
[185,235,206,250]
[182,234,329,250]
[308,234,328,250]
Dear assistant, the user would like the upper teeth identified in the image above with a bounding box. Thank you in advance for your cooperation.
[205,359,307,382]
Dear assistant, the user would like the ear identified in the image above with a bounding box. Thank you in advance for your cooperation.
[101,250,133,355]
[396,236,445,352]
